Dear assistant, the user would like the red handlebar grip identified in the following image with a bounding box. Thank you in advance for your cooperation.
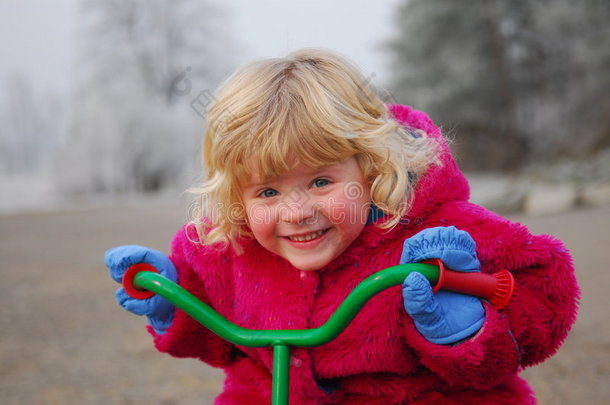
[122,263,159,299]
[425,259,516,310]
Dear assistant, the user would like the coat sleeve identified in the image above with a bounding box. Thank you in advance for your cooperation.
[402,201,580,390]
[148,225,237,368]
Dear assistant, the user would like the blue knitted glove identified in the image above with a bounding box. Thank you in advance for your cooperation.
[401,227,485,344]
[104,245,177,334]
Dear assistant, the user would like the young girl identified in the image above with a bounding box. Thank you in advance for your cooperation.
[105,48,579,404]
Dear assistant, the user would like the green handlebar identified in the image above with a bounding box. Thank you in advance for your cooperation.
[126,262,513,405]
[132,263,440,348]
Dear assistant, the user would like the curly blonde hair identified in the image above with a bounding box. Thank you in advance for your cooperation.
[189,48,439,251]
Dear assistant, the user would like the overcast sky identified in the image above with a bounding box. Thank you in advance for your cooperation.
[0,0,402,95]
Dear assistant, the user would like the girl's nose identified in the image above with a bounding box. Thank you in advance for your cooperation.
[279,195,316,224]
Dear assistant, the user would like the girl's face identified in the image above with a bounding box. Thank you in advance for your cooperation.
[242,157,371,271]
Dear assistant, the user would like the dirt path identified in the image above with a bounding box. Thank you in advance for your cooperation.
[1,203,608,404]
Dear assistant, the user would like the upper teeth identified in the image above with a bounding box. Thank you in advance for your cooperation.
[288,230,326,242]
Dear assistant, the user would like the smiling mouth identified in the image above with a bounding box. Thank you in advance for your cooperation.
[286,229,329,242]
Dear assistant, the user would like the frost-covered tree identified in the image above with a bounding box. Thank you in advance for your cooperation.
[529,0,610,156]
[0,74,61,174]
[77,0,234,106]
[56,0,238,194]
[386,0,610,170]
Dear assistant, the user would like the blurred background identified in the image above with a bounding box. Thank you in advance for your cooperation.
[1,0,609,213]
[1,0,609,404]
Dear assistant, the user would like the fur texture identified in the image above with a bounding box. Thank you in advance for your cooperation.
[150,105,580,404]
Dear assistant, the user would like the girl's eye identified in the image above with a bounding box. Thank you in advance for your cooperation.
[312,178,330,188]
[259,188,279,198]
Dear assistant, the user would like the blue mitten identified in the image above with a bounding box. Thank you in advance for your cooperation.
[401,226,485,344]
[104,245,177,334]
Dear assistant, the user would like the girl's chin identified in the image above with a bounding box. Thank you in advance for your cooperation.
[288,255,336,272]
[293,265,323,272]
[282,240,354,271]
[289,260,324,272]
[286,255,335,271]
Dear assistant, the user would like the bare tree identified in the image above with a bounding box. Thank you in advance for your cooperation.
[0,74,61,174]
[56,0,238,194]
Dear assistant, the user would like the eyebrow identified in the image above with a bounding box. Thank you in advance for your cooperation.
[243,182,268,193]
[242,164,337,190]
[241,178,280,198]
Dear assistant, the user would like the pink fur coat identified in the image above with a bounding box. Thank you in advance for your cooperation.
[150,105,579,404]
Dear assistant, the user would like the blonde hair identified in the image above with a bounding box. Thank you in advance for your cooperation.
[190,48,438,250]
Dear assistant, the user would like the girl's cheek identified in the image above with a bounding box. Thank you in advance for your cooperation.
[246,203,276,233]
[326,200,350,225]
[326,190,370,226]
